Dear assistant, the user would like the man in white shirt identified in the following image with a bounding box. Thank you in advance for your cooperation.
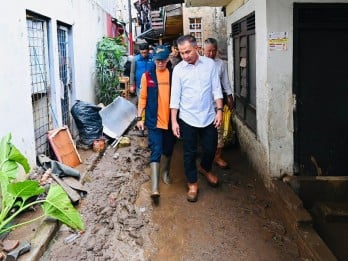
[170,35,223,202]
[204,38,234,169]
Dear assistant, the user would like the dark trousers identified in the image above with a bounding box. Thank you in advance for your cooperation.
[179,120,217,183]
[148,128,176,163]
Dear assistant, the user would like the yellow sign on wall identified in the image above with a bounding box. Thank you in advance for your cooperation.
[268,32,288,51]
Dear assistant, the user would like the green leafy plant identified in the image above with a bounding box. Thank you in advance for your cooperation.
[96,36,127,105]
[0,133,84,234]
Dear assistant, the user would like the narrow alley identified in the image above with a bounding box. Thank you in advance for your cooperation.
[138,140,303,260]
[40,126,305,261]
[2,1,348,261]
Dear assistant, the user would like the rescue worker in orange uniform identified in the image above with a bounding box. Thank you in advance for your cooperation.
[136,45,176,202]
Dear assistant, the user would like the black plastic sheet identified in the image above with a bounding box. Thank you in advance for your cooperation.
[71,100,103,145]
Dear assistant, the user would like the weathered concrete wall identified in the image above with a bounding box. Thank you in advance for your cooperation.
[226,0,348,180]
[226,0,291,180]
[226,0,248,16]
[0,0,113,171]
[235,117,270,186]
[265,0,294,178]
[226,0,272,179]
[183,6,227,55]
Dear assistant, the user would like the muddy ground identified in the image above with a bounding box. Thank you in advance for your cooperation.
[40,126,308,261]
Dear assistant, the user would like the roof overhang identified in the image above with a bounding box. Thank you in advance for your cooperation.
[111,18,126,26]
[184,0,230,7]
[136,28,164,41]
[150,0,184,9]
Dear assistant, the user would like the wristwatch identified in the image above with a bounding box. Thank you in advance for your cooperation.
[136,116,142,121]
[216,108,223,112]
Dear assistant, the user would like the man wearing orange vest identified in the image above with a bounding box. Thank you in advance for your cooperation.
[136,45,176,202]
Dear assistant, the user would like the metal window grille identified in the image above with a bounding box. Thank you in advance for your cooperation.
[232,13,256,132]
[58,25,72,128]
[27,14,51,156]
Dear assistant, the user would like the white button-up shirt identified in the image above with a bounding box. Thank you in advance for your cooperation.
[214,57,233,95]
[170,55,222,128]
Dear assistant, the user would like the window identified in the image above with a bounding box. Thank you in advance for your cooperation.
[232,13,256,132]
[27,12,52,155]
[58,24,73,129]
[189,18,203,48]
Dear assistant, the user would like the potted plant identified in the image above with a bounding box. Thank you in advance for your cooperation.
[96,36,127,105]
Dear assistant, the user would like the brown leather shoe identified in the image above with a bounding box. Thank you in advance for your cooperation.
[214,148,229,169]
[187,183,199,202]
[214,157,229,169]
[198,166,219,187]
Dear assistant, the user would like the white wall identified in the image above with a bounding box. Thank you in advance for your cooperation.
[226,0,272,181]
[71,0,109,102]
[265,0,294,178]
[227,0,348,180]
[0,3,36,167]
[0,0,111,171]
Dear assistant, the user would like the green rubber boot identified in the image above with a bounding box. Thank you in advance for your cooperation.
[160,155,172,184]
[150,162,160,199]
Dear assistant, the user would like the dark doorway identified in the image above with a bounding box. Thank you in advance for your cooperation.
[293,3,348,176]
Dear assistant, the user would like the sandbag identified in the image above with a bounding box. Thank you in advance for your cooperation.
[71,100,103,145]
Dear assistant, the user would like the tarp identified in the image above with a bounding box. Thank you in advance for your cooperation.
[99,96,137,139]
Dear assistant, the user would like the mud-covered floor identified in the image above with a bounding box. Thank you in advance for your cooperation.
[40,126,307,261]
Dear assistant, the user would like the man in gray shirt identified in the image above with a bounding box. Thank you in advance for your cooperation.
[170,35,223,202]
[204,38,234,169]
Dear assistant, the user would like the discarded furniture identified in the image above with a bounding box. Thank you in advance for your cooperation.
[99,96,137,144]
[48,126,82,168]
[119,76,130,100]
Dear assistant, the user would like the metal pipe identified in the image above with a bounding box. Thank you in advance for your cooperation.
[128,0,134,55]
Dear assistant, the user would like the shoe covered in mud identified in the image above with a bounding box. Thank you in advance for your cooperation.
[187,182,198,202]
[160,155,172,184]
[198,166,219,187]
[214,148,230,169]
[151,191,160,199]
